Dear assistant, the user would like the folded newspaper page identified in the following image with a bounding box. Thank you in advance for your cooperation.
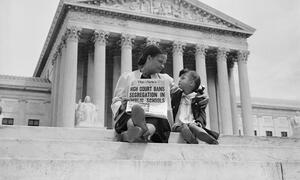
[126,79,168,119]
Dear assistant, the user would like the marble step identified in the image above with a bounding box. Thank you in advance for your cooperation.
[1,125,300,147]
[1,138,299,162]
[0,125,299,180]
[0,159,290,180]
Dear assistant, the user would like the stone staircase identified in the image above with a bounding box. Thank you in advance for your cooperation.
[0,125,299,180]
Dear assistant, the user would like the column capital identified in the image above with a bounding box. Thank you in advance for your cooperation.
[237,50,250,63]
[65,26,81,42]
[94,30,109,45]
[195,44,208,56]
[120,33,135,48]
[217,47,230,61]
[172,41,185,54]
[227,59,235,69]
[146,37,160,46]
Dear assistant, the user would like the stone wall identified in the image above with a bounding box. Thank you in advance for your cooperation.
[0,75,51,126]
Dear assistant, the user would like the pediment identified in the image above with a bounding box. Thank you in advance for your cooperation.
[76,0,255,34]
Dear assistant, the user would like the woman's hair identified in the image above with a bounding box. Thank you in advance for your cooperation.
[138,45,163,66]
[179,68,204,94]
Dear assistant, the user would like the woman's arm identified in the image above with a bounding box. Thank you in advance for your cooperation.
[111,73,129,118]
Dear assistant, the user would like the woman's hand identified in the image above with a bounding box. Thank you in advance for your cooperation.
[120,97,129,111]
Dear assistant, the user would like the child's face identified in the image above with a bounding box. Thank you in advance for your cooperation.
[178,73,194,93]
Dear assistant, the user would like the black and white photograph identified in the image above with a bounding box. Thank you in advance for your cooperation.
[0,0,299,179]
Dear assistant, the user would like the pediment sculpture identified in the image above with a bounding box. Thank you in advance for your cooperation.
[79,0,241,30]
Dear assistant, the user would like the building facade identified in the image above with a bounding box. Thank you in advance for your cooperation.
[237,98,300,137]
[0,1,299,137]
[30,0,258,136]
[0,75,51,126]
[1,76,299,137]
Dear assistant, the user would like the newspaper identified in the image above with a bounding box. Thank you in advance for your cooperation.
[126,79,168,119]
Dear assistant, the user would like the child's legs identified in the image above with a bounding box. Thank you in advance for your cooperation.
[188,123,218,144]
[178,124,198,144]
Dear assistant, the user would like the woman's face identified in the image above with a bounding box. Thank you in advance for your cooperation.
[144,54,167,74]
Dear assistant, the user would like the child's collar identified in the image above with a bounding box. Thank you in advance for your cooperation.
[182,92,197,98]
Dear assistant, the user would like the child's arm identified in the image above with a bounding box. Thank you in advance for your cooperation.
[192,95,209,127]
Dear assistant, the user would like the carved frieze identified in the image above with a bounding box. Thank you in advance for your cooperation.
[79,0,241,30]
[69,12,129,27]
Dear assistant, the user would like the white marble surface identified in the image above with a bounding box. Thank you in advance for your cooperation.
[0,125,299,180]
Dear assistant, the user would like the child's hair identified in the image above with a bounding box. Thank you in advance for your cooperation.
[179,68,204,94]
[138,45,163,66]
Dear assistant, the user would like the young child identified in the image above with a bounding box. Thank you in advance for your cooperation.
[171,69,219,144]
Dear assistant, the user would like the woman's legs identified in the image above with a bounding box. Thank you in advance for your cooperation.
[121,104,155,143]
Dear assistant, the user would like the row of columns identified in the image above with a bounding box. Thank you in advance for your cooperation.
[51,26,253,136]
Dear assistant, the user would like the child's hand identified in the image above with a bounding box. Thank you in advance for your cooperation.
[194,121,202,128]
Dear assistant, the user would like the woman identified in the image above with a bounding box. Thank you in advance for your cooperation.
[111,45,175,143]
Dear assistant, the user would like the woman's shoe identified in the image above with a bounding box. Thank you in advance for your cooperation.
[121,126,146,143]
[131,104,148,132]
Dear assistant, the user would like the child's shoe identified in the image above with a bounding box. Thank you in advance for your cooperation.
[189,124,218,145]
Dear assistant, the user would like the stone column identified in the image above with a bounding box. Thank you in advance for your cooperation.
[113,55,121,92]
[57,27,80,127]
[195,44,210,128]
[50,52,59,126]
[172,41,184,83]
[207,69,219,132]
[216,48,233,135]
[237,50,254,136]
[121,34,134,74]
[86,51,94,98]
[93,30,109,127]
[228,60,239,135]
[56,42,66,126]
